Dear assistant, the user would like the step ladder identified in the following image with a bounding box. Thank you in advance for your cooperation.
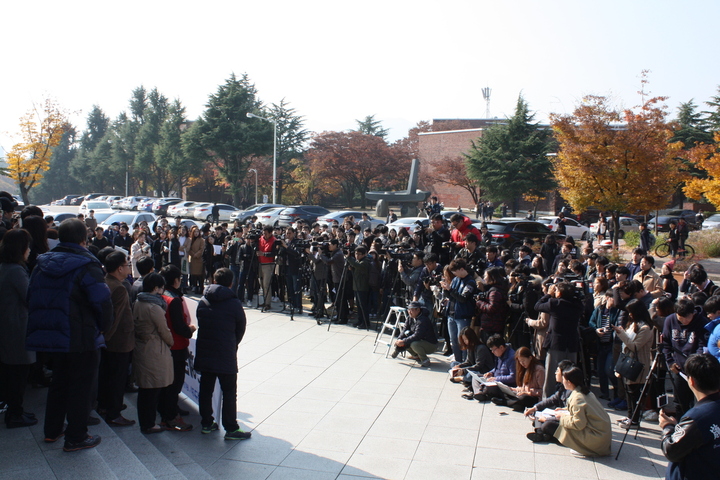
[373,306,408,357]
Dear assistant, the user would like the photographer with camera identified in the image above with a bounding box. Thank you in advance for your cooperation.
[660,353,720,480]
[455,233,486,279]
[390,301,438,367]
[320,239,350,324]
[278,227,305,314]
[307,240,329,318]
[237,233,259,306]
[414,253,443,307]
[474,266,510,341]
[346,246,371,329]
[535,281,584,398]
[425,214,451,265]
[440,259,478,362]
[508,264,543,350]
[449,213,480,250]
[398,252,424,304]
[424,196,443,217]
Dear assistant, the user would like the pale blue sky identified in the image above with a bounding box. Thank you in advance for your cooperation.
[1,0,718,151]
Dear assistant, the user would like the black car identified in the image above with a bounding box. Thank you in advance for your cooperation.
[485,220,564,255]
[276,205,331,227]
[647,215,700,233]
[152,198,184,216]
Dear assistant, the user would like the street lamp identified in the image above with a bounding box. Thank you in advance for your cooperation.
[248,168,258,205]
[246,112,277,204]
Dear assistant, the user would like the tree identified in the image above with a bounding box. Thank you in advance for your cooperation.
[31,123,79,204]
[186,73,273,206]
[306,131,409,207]
[355,115,389,139]
[70,105,112,193]
[435,155,482,205]
[6,98,67,204]
[703,85,720,131]
[551,93,684,248]
[683,132,720,208]
[267,99,309,204]
[465,95,555,214]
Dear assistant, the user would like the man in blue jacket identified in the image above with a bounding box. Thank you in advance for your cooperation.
[195,268,250,440]
[26,218,113,452]
[660,353,720,480]
[466,334,516,402]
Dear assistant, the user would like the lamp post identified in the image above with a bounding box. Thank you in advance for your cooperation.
[246,112,277,204]
[248,168,258,205]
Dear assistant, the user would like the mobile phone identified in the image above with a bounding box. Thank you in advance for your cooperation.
[657,394,669,409]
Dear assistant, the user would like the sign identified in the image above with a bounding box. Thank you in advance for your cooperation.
[183,337,223,428]
[262,194,269,203]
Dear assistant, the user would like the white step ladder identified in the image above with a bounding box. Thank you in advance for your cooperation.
[373,306,408,357]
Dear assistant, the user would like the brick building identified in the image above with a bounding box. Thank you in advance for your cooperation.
[417,119,561,214]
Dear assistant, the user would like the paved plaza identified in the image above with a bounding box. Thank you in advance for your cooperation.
[2,297,669,480]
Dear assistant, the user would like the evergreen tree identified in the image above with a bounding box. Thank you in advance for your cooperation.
[185,73,273,206]
[32,123,79,204]
[268,99,309,204]
[703,85,720,131]
[355,115,389,139]
[465,95,555,214]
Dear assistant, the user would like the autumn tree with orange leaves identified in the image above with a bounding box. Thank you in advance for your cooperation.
[6,98,67,205]
[683,131,720,208]
[551,93,684,248]
[306,131,410,208]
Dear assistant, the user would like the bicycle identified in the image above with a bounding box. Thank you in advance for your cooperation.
[654,242,695,261]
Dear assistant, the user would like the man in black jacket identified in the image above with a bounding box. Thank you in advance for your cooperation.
[195,268,250,440]
[391,301,438,367]
[535,282,583,398]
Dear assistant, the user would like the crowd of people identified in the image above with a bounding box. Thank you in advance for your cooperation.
[1,191,719,474]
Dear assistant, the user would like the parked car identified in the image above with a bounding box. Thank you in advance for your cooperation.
[255,207,287,227]
[589,216,641,239]
[702,214,720,230]
[275,205,331,227]
[137,198,160,212]
[50,212,79,226]
[229,203,285,223]
[193,203,240,222]
[485,220,563,255]
[78,201,113,216]
[167,201,199,217]
[385,217,430,234]
[151,198,184,216]
[316,211,385,230]
[70,196,85,205]
[98,212,157,234]
[106,196,123,207]
[83,193,109,202]
[648,215,700,233]
[57,194,82,206]
[536,216,590,240]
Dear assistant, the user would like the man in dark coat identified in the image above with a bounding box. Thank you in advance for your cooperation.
[26,218,113,452]
[535,281,583,398]
[195,268,250,440]
[391,301,438,367]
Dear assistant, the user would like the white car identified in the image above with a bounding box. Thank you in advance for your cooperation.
[537,216,590,240]
[167,201,199,217]
[106,196,123,207]
[192,203,239,222]
[98,212,157,235]
[702,214,720,230]
[78,201,112,216]
[385,217,429,234]
[589,216,641,239]
[256,207,287,227]
[316,211,385,230]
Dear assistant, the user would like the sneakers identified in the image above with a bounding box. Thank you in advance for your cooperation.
[642,410,659,422]
[617,417,639,429]
[201,422,219,434]
[141,425,164,434]
[63,434,102,452]
[161,415,193,432]
[224,428,252,440]
[613,400,628,411]
[390,347,401,359]
[107,415,136,427]
[419,359,431,368]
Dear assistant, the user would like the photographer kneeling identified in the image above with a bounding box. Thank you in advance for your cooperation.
[391,301,438,367]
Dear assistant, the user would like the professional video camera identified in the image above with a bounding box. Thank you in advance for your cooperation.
[246,229,262,241]
[341,243,357,255]
[309,240,330,253]
[385,244,420,262]
[542,272,586,301]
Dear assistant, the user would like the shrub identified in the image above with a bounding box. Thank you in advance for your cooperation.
[689,230,720,259]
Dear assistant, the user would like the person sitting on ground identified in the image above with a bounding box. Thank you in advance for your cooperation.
[660,353,720,479]
[492,347,546,412]
[552,366,612,457]
[449,327,494,385]
[524,359,575,443]
[465,334,516,402]
[391,301,438,367]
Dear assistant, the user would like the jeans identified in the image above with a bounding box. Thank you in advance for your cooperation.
[596,343,615,397]
[199,372,239,432]
[448,316,470,362]
[229,265,240,293]
[259,263,275,307]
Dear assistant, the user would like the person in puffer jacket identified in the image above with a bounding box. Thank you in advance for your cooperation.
[26,218,113,452]
[195,268,250,440]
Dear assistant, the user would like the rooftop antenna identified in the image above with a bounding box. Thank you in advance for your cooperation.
[481,87,492,118]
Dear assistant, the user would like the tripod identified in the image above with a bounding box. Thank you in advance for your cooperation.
[327,262,351,331]
[615,347,662,460]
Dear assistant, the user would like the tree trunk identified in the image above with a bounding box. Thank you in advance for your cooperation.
[611,211,620,251]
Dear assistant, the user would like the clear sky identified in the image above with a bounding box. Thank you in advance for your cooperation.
[1,0,718,152]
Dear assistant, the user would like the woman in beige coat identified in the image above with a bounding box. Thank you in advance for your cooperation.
[187,226,205,294]
[554,366,612,457]
[133,273,173,434]
[613,298,653,428]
